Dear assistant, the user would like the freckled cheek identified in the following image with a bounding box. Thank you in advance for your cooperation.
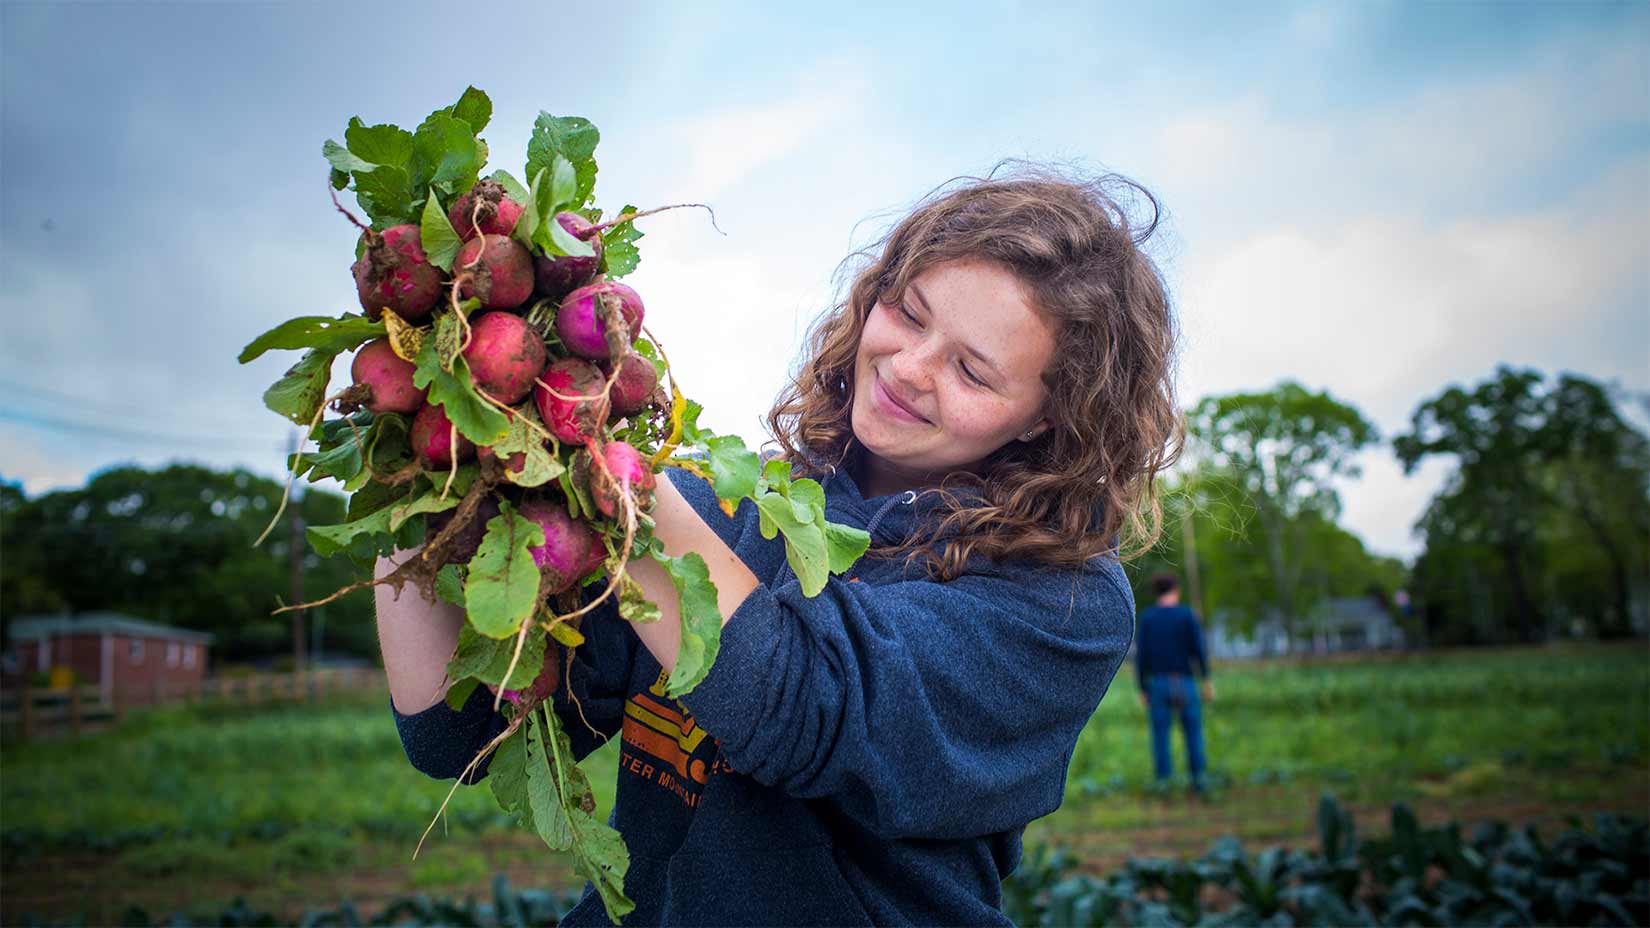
[937,394,1015,442]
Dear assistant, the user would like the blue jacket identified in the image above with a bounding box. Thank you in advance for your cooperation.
[392,462,1135,925]
[1132,604,1209,688]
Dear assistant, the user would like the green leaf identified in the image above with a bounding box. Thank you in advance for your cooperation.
[413,337,512,445]
[443,676,479,712]
[413,112,483,193]
[490,406,565,488]
[761,458,793,492]
[387,487,459,532]
[526,113,599,207]
[525,711,573,849]
[703,434,760,502]
[420,190,462,271]
[487,726,531,825]
[549,155,577,210]
[436,564,466,606]
[559,466,593,521]
[353,164,417,228]
[546,209,596,258]
[292,434,362,485]
[322,139,374,175]
[447,622,547,691]
[618,574,662,624]
[823,521,871,575]
[677,399,707,443]
[654,551,723,697]
[314,479,438,560]
[445,86,492,135]
[753,494,831,596]
[600,206,643,278]
[542,708,633,920]
[788,477,826,513]
[240,314,383,363]
[343,118,414,167]
[512,167,544,250]
[262,349,335,426]
[531,165,561,257]
[421,463,480,499]
[489,169,529,205]
[307,486,414,557]
[431,307,467,369]
[465,504,547,638]
[345,478,406,522]
[363,411,414,475]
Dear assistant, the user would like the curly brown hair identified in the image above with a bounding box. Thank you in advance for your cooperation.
[764,162,1183,580]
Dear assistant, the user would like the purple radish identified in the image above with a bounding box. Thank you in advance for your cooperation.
[518,498,606,595]
[555,281,644,360]
[602,351,659,417]
[533,212,604,300]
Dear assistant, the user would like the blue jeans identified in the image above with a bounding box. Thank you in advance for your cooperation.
[1146,674,1206,787]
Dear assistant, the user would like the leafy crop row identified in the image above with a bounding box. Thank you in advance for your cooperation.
[1003,796,1649,927]
[15,800,1644,927]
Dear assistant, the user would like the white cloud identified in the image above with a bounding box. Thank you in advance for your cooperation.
[653,58,874,201]
[1177,160,1649,557]
[1146,29,1648,226]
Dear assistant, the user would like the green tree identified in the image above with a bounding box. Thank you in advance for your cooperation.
[1395,368,1650,643]
[1186,382,1378,651]
[0,465,377,661]
[1538,375,1650,637]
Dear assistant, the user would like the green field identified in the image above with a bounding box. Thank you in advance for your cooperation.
[2,643,1645,923]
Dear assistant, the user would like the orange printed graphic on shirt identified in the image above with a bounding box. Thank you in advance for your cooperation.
[620,668,717,801]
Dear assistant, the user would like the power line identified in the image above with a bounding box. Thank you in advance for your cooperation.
[0,408,287,451]
[0,378,162,419]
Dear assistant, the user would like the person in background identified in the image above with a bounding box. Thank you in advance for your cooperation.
[1135,571,1213,793]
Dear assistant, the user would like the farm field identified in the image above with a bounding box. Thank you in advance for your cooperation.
[2,642,1645,924]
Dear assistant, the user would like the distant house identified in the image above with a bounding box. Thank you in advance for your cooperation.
[1207,596,1407,659]
[4,613,214,705]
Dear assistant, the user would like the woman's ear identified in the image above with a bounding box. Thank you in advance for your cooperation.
[1020,416,1055,442]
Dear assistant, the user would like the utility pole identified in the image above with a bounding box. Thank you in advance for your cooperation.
[287,430,307,694]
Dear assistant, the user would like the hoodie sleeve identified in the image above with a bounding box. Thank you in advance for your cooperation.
[678,559,1135,840]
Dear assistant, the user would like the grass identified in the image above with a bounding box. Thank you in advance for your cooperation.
[2,642,1644,923]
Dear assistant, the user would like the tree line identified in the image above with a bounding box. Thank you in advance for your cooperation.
[1126,366,1649,649]
[0,466,376,663]
[2,366,1644,662]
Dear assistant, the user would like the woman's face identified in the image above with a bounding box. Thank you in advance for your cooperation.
[850,258,1057,491]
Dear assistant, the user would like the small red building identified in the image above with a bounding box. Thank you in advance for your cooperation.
[5,613,214,706]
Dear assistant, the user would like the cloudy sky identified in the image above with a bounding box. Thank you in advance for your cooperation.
[2,1,1645,560]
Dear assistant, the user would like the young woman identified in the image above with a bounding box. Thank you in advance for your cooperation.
[379,164,1181,926]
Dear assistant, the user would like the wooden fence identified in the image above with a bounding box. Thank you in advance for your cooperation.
[0,668,387,740]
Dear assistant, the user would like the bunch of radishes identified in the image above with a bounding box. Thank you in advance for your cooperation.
[348,188,664,600]
[243,92,866,920]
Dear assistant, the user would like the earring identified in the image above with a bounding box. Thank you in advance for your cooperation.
[1021,429,1036,441]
